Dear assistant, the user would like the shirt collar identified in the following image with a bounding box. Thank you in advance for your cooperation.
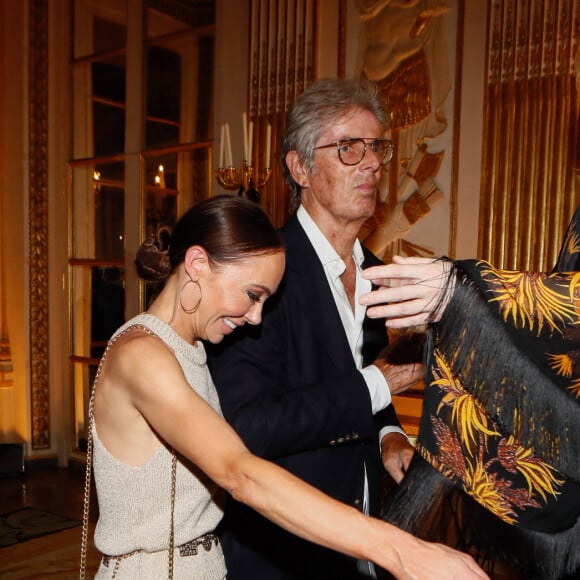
[296,205,365,274]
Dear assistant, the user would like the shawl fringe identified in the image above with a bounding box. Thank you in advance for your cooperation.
[430,262,580,482]
[382,454,580,579]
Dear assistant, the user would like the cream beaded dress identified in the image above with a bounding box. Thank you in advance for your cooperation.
[92,314,227,579]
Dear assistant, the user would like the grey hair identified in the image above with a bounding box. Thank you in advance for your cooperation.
[280,78,388,207]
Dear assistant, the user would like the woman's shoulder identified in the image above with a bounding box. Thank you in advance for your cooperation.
[105,324,174,376]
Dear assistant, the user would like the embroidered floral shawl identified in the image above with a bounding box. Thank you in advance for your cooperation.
[382,208,580,580]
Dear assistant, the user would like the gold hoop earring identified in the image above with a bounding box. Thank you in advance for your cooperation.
[179,279,202,314]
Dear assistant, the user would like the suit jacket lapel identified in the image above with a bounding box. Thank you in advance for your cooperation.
[282,216,354,371]
[361,249,388,366]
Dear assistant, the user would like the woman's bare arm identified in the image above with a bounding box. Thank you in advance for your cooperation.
[101,332,487,580]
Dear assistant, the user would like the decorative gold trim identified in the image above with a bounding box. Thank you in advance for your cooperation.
[449,0,465,258]
[29,0,50,449]
[356,1,455,261]
[247,0,317,227]
[337,0,347,79]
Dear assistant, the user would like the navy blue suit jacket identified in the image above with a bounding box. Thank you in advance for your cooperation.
[207,214,401,579]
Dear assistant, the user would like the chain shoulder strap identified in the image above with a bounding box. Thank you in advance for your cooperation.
[79,336,107,580]
[78,324,177,580]
[168,450,177,578]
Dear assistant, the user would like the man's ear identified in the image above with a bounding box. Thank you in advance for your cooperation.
[184,245,208,281]
[285,151,310,189]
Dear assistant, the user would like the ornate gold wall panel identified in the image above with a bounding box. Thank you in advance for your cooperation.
[248,0,317,226]
[0,0,13,387]
[480,0,580,272]
[29,0,50,449]
[354,0,458,262]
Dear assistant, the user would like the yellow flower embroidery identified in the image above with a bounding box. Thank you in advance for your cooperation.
[464,460,516,525]
[547,352,573,377]
[479,263,578,335]
[569,378,580,398]
[432,350,500,450]
[497,436,564,502]
[566,231,580,259]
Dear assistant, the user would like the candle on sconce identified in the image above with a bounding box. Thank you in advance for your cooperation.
[242,112,249,162]
[157,165,166,188]
[215,118,272,195]
[219,124,225,169]
[224,123,233,167]
[265,123,272,169]
[248,120,254,166]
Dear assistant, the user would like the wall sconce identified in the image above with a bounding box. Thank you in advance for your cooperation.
[216,113,272,202]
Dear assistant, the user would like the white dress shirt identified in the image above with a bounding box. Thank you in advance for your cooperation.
[296,205,406,441]
[297,205,409,578]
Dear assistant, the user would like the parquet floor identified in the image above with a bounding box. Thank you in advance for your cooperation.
[0,465,524,579]
[0,465,101,579]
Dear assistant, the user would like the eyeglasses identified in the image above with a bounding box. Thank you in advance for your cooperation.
[312,138,395,166]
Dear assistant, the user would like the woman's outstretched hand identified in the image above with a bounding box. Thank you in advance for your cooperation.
[360,256,454,328]
[392,536,490,579]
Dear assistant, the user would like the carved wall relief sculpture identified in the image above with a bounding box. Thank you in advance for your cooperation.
[355,0,456,261]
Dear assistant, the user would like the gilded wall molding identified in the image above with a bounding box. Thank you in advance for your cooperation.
[337,0,347,79]
[248,0,317,226]
[481,0,580,272]
[29,0,50,449]
[356,0,457,261]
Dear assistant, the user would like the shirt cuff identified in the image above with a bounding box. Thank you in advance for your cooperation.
[361,365,392,414]
[379,425,409,445]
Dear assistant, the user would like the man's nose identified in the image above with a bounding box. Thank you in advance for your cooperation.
[361,148,382,171]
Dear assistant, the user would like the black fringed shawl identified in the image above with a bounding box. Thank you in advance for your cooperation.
[554,206,580,273]
[382,214,580,579]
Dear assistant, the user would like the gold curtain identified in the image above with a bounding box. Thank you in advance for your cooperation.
[480,0,580,271]
[248,0,317,227]
[0,283,14,388]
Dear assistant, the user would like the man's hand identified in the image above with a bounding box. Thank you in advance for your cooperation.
[373,326,422,483]
[381,432,414,483]
[375,357,424,396]
[373,328,425,396]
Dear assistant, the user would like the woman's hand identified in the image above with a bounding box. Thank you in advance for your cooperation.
[369,518,489,580]
[391,537,490,579]
[361,256,453,328]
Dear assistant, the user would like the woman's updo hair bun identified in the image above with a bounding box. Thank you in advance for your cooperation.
[136,195,284,285]
[136,225,172,282]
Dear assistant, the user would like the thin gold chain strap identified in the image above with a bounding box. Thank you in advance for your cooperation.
[78,324,176,580]
[168,450,177,579]
[79,396,93,580]
[79,335,106,580]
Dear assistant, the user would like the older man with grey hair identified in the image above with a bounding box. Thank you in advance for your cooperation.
[207,78,422,580]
